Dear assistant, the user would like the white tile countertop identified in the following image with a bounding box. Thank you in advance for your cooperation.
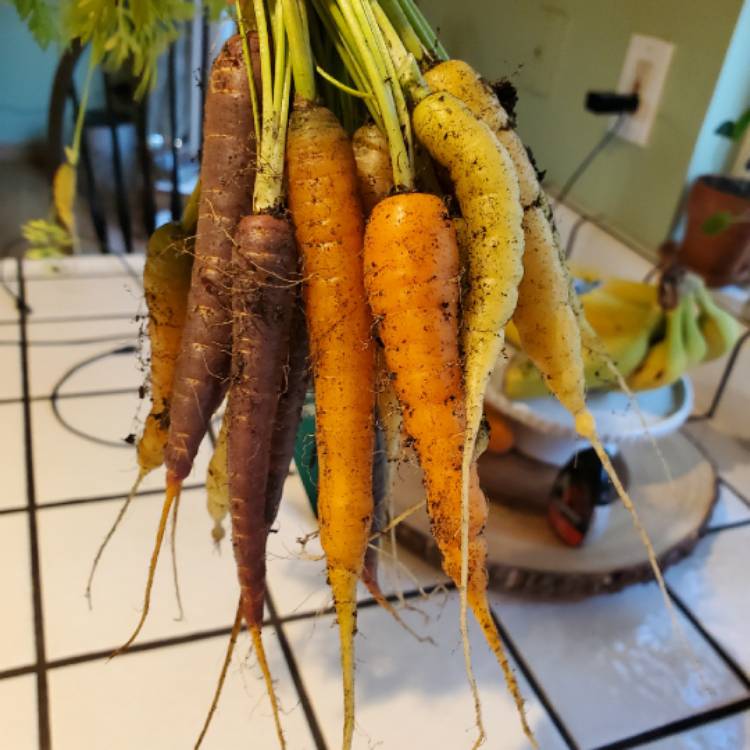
[1,214,749,750]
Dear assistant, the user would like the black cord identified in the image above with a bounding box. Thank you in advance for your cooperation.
[50,344,139,448]
[0,333,135,347]
[553,115,625,209]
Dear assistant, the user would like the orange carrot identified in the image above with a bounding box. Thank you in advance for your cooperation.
[286,98,375,750]
[364,192,533,746]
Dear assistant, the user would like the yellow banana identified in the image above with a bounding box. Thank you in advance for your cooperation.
[627,300,687,391]
[597,278,659,307]
[504,313,659,398]
[504,279,663,397]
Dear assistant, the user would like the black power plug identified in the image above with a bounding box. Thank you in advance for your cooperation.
[585,91,639,115]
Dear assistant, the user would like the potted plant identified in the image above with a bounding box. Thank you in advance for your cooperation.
[671,108,750,287]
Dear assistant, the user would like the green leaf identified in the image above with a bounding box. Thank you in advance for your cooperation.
[702,211,734,235]
[716,120,736,138]
[6,0,60,48]
[734,108,750,142]
[716,108,750,141]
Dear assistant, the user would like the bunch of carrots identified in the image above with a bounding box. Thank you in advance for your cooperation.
[78,1,679,747]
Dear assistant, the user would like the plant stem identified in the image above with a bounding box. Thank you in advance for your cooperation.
[283,0,317,101]
[363,0,412,166]
[336,0,413,189]
[315,64,371,98]
[395,0,448,61]
[377,0,424,62]
[272,0,287,117]
[69,53,96,166]
[371,1,428,103]
[236,0,261,144]
[311,0,380,126]
[253,0,289,212]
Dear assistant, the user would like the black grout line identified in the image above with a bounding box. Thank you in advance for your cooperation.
[44,622,258,670]
[0,483,206,517]
[16,259,52,750]
[0,664,37,681]
[0,585,439,684]
[271,581,448,628]
[0,623,264,681]
[489,606,581,750]
[667,585,750,690]
[0,312,137,327]
[718,477,750,510]
[704,518,750,536]
[590,697,750,750]
[22,272,136,283]
[266,590,329,750]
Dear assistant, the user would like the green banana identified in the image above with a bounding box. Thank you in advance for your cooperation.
[627,300,687,391]
[694,284,743,361]
[682,293,708,366]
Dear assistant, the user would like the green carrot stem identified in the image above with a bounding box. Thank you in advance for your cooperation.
[370,0,427,103]
[336,0,412,188]
[272,0,287,118]
[395,0,448,60]
[253,0,288,212]
[310,0,382,126]
[236,0,261,143]
[315,65,371,98]
[273,55,293,190]
[283,0,317,101]
[362,0,412,166]
[253,0,274,126]
[377,0,425,62]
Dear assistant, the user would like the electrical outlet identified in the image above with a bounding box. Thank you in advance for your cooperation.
[616,34,675,146]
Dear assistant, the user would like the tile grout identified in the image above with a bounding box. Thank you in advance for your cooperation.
[704,518,750,536]
[266,590,329,750]
[0,312,137,327]
[667,585,750,690]
[718,477,750,510]
[0,482,206,517]
[589,697,750,750]
[16,258,52,750]
[4,254,748,748]
[489,606,581,750]
[0,585,440,684]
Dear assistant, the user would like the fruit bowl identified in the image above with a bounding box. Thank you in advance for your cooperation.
[485,361,694,466]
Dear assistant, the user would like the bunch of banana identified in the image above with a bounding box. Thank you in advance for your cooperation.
[627,273,743,391]
[503,273,743,398]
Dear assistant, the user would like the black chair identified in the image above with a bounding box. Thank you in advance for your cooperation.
[45,18,211,254]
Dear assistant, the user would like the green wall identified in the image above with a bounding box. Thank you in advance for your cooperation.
[0,6,59,146]
[422,0,744,255]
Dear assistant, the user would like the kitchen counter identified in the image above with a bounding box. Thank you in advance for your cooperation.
[1,223,749,749]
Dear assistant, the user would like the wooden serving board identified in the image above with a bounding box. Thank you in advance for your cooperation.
[391,431,717,598]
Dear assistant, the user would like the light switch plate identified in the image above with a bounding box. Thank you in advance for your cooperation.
[616,34,675,146]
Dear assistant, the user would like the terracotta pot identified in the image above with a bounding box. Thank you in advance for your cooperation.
[676,175,750,287]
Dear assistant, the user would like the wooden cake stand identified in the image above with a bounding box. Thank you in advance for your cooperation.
[391,431,717,598]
